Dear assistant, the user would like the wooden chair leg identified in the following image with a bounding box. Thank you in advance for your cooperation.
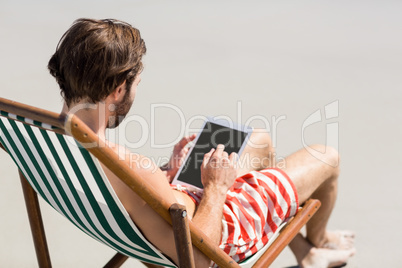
[0,142,5,151]
[169,203,195,268]
[19,170,52,268]
[252,199,321,268]
[103,252,129,268]
[104,252,167,268]
[140,262,165,268]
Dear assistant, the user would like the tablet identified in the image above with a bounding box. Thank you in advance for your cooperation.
[171,117,253,192]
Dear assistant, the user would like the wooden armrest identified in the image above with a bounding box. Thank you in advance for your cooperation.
[252,199,321,268]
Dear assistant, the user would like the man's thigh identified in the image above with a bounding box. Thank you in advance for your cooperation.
[279,144,339,203]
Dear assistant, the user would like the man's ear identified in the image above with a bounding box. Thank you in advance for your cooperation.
[111,80,127,101]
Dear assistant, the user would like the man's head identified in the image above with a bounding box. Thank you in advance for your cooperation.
[48,18,146,107]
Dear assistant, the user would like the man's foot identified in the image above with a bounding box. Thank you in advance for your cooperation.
[322,230,355,250]
[301,247,356,268]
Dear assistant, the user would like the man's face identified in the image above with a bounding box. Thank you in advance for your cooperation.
[107,74,141,128]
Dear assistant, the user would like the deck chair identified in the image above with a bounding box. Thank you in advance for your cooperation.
[0,97,321,268]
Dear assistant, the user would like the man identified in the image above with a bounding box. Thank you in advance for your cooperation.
[48,18,355,267]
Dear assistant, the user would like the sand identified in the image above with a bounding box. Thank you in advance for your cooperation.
[1,1,401,267]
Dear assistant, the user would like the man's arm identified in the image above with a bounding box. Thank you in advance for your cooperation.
[103,145,236,267]
[191,145,238,248]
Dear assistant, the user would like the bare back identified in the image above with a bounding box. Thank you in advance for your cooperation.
[100,143,196,265]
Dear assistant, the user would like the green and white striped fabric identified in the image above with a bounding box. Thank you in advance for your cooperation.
[0,113,176,267]
[0,110,60,131]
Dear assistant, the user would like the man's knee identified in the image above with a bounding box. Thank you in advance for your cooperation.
[237,129,275,173]
[248,128,273,151]
[308,144,340,175]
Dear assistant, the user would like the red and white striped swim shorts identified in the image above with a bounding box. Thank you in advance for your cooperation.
[171,167,299,264]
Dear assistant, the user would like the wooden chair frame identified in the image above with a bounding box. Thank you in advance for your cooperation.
[0,97,321,268]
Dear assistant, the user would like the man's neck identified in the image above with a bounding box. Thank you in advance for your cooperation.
[62,100,111,140]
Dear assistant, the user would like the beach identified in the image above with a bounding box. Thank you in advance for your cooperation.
[1,1,401,267]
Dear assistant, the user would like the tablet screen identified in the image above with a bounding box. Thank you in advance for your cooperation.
[174,121,249,189]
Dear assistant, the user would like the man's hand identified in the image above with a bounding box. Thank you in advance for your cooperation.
[201,144,238,194]
[162,134,196,183]
[188,144,238,267]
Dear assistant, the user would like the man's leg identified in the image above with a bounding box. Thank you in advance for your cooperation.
[280,145,355,267]
[281,144,339,246]
[235,131,355,265]
[237,131,339,244]
[290,234,355,268]
[238,131,349,245]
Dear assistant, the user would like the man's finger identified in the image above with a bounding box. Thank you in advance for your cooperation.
[203,148,215,167]
[189,133,197,141]
[176,137,189,148]
[177,134,197,148]
[213,144,225,158]
[229,152,239,167]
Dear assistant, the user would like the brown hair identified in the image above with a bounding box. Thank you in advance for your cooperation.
[48,18,146,106]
